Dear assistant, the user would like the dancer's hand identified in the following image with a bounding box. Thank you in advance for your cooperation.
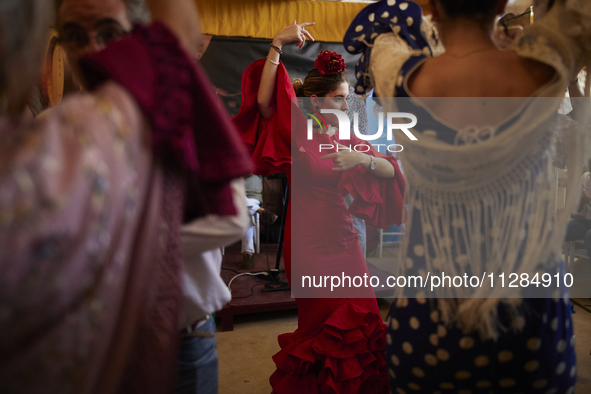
[272,21,315,50]
[321,142,369,171]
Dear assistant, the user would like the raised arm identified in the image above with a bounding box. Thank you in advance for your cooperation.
[145,0,203,54]
[257,21,315,119]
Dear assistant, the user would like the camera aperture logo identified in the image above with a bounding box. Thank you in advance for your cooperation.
[304,109,418,153]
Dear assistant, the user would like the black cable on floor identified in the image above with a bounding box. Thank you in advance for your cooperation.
[232,283,266,299]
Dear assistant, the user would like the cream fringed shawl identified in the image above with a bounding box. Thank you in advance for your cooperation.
[371,0,591,339]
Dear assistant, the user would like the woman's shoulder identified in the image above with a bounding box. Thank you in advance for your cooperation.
[407,50,556,97]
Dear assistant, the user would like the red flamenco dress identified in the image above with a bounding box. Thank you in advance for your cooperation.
[233,59,405,394]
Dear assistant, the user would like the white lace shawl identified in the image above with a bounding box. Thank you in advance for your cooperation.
[372,0,591,339]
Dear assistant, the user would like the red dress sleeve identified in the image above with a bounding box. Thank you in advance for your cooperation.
[233,59,307,175]
[338,136,406,229]
[78,22,253,219]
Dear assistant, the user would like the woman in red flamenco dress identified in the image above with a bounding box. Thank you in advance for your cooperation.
[233,21,406,393]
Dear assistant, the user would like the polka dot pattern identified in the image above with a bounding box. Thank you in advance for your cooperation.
[350,3,580,392]
[556,362,566,375]
[429,333,439,347]
[525,360,539,372]
[391,354,400,366]
[430,310,439,323]
[533,379,548,388]
[343,0,432,94]
[436,349,450,361]
[557,339,566,353]
[476,381,491,388]
[499,378,516,387]
[416,293,426,304]
[497,351,513,363]
[424,354,437,366]
[385,298,576,392]
[527,337,541,351]
[455,371,471,380]
[512,316,526,331]
[459,337,474,349]
[402,341,413,354]
[474,355,489,367]
[398,297,409,308]
[413,244,424,257]
[412,367,424,378]
[391,318,399,330]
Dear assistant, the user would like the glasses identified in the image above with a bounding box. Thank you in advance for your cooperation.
[58,26,130,51]
[499,6,534,36]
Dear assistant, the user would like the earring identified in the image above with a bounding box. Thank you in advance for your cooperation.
[315,105,319,111]
[431,27,439,47]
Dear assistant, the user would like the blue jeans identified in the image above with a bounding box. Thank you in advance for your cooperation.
[176,316,218,394]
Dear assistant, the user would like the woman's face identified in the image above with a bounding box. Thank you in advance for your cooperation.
[314,81,349,124]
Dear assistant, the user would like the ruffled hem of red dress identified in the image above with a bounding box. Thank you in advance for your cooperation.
[270,302,389,394]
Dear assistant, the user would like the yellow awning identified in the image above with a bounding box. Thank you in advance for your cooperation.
[194,0,371,43]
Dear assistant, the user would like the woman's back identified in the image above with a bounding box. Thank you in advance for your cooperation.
[409,46,556,98]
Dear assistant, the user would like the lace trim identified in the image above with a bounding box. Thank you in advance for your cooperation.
[133,23,197,173]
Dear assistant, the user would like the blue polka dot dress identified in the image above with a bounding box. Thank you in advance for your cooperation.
[385,297,575,393]
[344,0,434,97]
[345,1,577,393]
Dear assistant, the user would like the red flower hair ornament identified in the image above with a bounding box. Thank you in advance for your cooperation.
[314,50,346,75]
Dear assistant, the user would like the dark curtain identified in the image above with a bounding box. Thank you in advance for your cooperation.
[199,36,361,117]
